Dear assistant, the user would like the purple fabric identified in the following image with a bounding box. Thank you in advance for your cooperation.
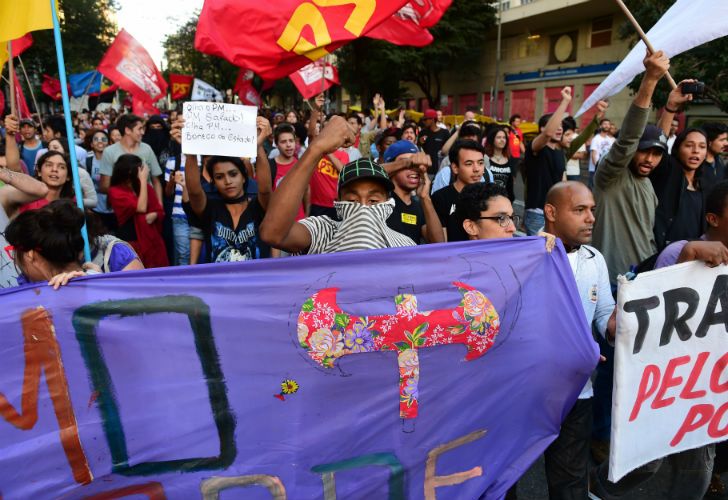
[655,240,689,269]
[0,238,598,499]
[108,242,138,272]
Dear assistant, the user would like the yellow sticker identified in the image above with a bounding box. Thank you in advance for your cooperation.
[401,213,417,225]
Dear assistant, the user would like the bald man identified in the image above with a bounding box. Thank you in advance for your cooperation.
[542,181,616,499]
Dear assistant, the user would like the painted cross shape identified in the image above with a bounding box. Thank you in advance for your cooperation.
[297,282,501,418]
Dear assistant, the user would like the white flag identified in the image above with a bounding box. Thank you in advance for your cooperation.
[190,78,223,102]
[575,0,728,117]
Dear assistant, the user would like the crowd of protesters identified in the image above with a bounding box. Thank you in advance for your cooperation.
[1,50,728,499]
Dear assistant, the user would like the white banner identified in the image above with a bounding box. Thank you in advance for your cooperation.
[190,78,223,102]
[610,261,728,481]
[181,102,257,158]
[576,0,728,116]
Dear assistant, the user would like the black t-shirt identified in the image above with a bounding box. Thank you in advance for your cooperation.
[431,184,468,242]
[489,157,516,201]
[524,143,565,210]
[420,128,451,174]
[702,156,726,197]
[201,198,270,263]
[666,189,704,246]
[387,192,425,243]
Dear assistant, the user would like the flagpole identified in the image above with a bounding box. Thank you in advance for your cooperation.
[49,0,92,262]
[17,56,44,131]
[613,0,678,89]
[7,41,16,115]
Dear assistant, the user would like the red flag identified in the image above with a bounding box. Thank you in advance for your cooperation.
[0,34,33,69]
[41,74,63,101]
[195,0,412,79]
[233,69,261,106]
[12,68,31,118]
[98,29,167,103]
[131,96,158,117]
[169,73,194,100]
[289,61,339,100]
[367,0,452,46]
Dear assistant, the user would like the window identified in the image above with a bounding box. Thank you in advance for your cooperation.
[590,16,612,47]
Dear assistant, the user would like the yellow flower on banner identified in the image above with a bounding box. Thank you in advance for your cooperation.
[281,379,299,395]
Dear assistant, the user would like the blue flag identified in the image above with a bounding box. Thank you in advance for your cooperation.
[68,71,101,97]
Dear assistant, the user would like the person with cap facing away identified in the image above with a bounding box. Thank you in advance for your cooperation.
[591,49,673,286]
[418,109,451,175]
[382,140,444,244]
[260,116,416,255]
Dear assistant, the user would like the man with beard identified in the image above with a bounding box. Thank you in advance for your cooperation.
[591,50,671,285]
[542,181,615,500]
[260,116,416,254]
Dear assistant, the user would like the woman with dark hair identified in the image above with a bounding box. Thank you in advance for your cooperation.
[484,126,515,201]
[171,116,272,263]
[18,150,75,212]
[45,136,97,209]
[108,153,168,268]
[5,200,90,288]
[652,127,709,249]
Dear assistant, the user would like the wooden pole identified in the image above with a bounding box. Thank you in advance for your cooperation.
[613,0,678,89]
[17,56,44,131]
[7,41,16,116]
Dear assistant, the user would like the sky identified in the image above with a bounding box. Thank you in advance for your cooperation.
[113,0,204,66]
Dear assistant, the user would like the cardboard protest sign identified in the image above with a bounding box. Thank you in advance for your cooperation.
[182,101,257,158]
[0,238,598,498]
[610,262,728,481]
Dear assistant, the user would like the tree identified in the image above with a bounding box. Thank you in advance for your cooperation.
[337,0,496,107]
[22,0,118,77]
[163,17,238,92]
[621,0,728,113]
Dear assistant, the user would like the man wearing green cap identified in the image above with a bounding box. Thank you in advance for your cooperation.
[260,116,417,254]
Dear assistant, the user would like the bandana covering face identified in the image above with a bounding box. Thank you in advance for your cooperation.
[312,199,415,253]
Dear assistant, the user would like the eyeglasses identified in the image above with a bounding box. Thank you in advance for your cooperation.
[93,136,109,143]
[477,214,521,228]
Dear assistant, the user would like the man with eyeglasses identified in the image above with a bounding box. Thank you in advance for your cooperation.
[541,180,616,499]
[431,139,487,242]
[455,182,519,240]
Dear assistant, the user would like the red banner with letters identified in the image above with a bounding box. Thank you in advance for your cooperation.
[195,0,416,79]
[98,29,167,103]
[367,0,452,46]
[289,61,339,100]
[169,73,193,100]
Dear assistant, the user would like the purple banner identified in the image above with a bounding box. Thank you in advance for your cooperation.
[0,238,597,499]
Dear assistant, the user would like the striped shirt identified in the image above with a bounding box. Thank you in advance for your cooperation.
[300,199,416,254]
[164,156,186,220]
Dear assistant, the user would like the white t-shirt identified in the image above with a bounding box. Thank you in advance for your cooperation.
[566,144,586,177]
[589,134,615,172]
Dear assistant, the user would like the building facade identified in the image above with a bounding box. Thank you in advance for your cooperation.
[405,0,641,127]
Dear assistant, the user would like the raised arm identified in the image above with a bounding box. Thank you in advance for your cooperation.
[3,115,24,173]
[413,155,445,243]
[441,127,460,155]
[259,116,355,252]
[568,100,608,160]
[658,79,694,136]
[136,164,149,213]
[170,117,207,217]
[532,87,572,153]
[0,167,49,216]
[255,117,273,211]
[595,51,670,189]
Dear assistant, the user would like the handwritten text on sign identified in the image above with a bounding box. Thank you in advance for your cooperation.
[182,102,257,158]
[610,262,728,481]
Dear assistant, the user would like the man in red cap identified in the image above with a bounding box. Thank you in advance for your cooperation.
[418,109,451,175]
